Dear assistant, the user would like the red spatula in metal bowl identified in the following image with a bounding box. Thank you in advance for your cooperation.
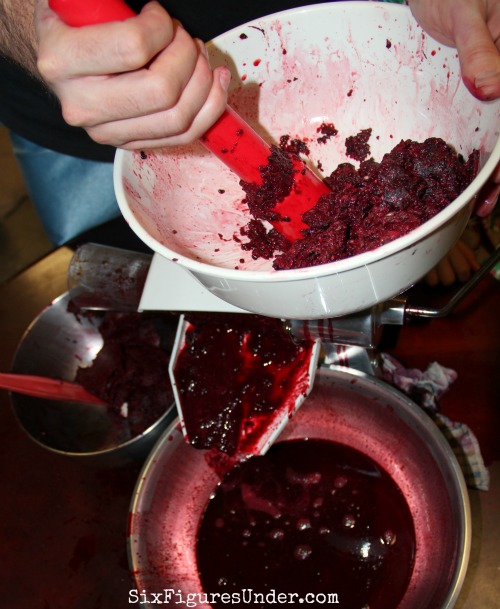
[0,372,106,405]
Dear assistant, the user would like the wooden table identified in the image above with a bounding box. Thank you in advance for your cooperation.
[0,247,498,608]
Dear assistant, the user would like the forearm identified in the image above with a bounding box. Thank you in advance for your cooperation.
[0,0,38,76]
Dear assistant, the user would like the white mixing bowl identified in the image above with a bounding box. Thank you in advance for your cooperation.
[114,2,500,319]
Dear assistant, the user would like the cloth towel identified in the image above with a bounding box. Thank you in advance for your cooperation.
[381,353,490,491]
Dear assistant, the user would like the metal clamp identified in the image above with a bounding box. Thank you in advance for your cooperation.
[286,247,500,345]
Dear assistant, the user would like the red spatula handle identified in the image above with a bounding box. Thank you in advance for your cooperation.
[49,0,135,26]
[48,0,269,184]
[201,106,269,184]
[0,372,106,405]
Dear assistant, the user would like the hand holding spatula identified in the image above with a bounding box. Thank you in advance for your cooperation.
[46,0,330,242]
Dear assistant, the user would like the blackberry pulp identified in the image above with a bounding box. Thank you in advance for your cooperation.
[240,135,479,270]
[173,313,315,456]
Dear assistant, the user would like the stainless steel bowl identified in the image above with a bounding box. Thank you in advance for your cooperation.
[10,292,178,465]
[129,367,470,608]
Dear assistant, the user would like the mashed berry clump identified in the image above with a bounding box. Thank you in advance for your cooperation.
[240,219,290,260]
[345,128,372,161]
[317,122,339,144]
[280,134,311,156]
[240,145,296,224]
[75,312,176,435]
[242,134,478,271]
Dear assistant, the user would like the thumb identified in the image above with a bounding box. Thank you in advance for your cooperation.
[475,180,500,218]
[453,9,500,100]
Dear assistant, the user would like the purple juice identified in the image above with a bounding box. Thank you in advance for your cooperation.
[197,439,415,608]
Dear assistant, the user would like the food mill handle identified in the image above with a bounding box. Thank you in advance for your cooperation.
[48,0,270,184]
[404,246,500,319]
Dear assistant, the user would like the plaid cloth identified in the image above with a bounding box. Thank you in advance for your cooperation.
[381,353,490,491]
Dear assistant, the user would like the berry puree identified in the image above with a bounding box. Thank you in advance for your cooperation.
[75,312,177,436]
[240,132,479,270]
[197,438,416,608]
[173,313,315,456]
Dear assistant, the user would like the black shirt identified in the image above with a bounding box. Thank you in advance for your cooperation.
[0,1,321,161]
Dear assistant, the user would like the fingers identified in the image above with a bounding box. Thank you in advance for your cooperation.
[424,240,479,286]
[55,24,205,127]
[35,0,230,148]
[87,65,231,148]
[408,0,500,101]
[474,159,500,219]
[36,1,174,76]
[453,5,500,100]
[492,162,500,184]
[475,179,500,218]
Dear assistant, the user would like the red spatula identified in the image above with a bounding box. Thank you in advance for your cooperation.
[0,372,106,405]
[48,0,331,242]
